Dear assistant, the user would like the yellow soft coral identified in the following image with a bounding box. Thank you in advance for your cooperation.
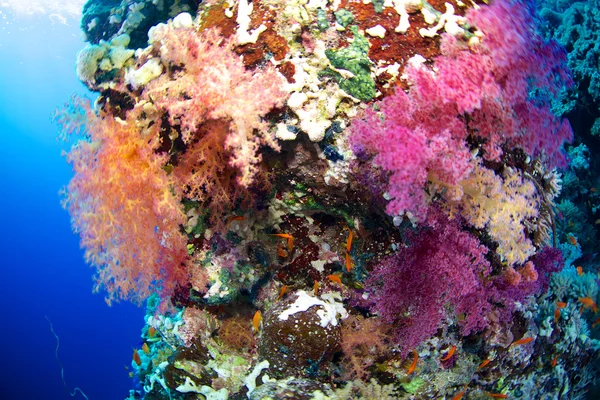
[452,163,539,266]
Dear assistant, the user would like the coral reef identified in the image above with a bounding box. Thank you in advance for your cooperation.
[56,0,600,398]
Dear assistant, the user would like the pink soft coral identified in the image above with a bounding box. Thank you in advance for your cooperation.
[351,88,473,219]
[144,24,287,187]
[350,0,572,219]
[465,0,573,165]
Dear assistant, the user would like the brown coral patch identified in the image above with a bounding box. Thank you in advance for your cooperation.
[198,1,237,38]
[337,0,474,96]
[272,215,322,286]
[277,61,296,83]
[235,2,290,68]
[258,292,341,379]
[164,337,214,391]
[219,315,257,351]
[262,29,289,61]
[339,0,444,63]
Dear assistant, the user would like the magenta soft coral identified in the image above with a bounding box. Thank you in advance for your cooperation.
[351,88,472,219]
[350,0,572,219]
[364,211,491,356]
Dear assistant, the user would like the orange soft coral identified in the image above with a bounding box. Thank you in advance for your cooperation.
[63,101,189,304]
[340,315,392,380]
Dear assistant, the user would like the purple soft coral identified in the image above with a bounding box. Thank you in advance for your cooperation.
[364,211,491,355]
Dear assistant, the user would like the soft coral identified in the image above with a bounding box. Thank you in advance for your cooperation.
[364,210,491,356]
[350,0,572,219]
[63,102,189,305]
[144,24,287,187]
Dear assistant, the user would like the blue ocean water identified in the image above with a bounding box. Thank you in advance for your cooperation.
[0,6,144,399]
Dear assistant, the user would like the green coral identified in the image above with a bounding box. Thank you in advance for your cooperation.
[317,8,329,31]
[334,9,354,28]
[372,0,385,13]
[321,26,376,102]
[400,377,425,394]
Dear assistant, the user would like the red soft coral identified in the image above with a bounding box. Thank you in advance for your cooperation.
[63,102,189,305]
[171,119,263,230]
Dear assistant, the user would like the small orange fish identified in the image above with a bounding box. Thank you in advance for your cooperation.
[477,359,491,371]
[132,349,141,366]
[487,393,509,398]
[252,310,262,332]
[346,228,353,253]
[452,384,469,400]
[577,266,584,276]
[271,233,294,251]
[407,349,418,375]
[327,274,343,289]
[551,355,559,367]
[278,285,288,300]
[511,337,533,346]
[313,280,319,296]
[345,252,354,272]
[148,326,156,338]
[591,187,597,193]
[441,345,457,362]
[556,301,567,309]
[579,297,598,313]
[142,342,150,355]
[554,308,561,324]
[277,245,288,258]
[271,233,292,239]
[568,235,578,246]
[227,215,245,228]
[592,316,600,328]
